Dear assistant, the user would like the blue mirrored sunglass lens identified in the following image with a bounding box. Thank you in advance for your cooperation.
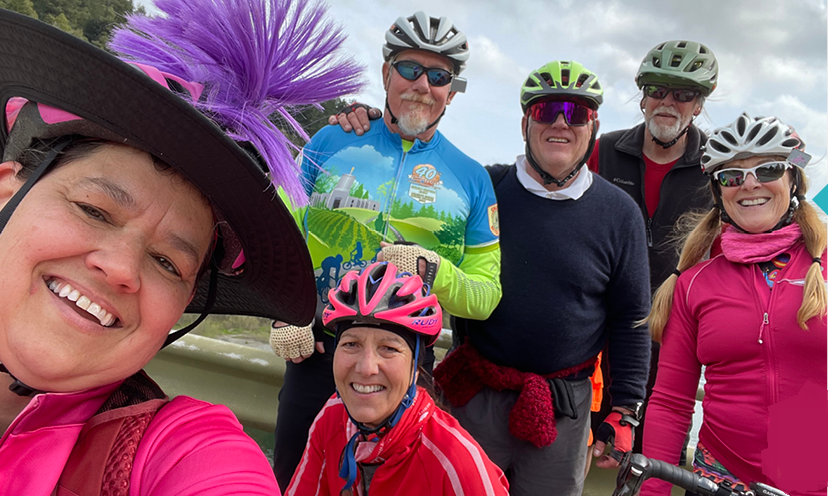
[394,61,452,87]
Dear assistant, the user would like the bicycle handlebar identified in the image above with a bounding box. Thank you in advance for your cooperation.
[613,453,790,496]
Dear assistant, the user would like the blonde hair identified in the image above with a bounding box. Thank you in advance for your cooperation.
[647,169,826,342]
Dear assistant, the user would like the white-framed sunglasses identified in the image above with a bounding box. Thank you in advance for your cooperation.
[712,161,792,188]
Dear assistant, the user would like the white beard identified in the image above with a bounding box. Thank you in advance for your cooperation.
[395,93,436,137]
[646,106,691,142]
[397,110,430,136]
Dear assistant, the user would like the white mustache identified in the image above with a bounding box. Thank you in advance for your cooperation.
[401,93,435,106]
[654,106,680,118]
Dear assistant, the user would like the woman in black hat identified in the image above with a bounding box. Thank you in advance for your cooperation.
[0,0,361,493]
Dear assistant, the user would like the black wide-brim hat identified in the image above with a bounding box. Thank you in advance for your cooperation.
[0,9,315,325]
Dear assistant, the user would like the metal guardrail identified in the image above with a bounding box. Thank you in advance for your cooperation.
[146,332,703,437]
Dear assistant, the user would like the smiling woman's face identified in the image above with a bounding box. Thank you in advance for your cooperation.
[719,155,793,234]
[0,143,213,392]
[333,326,414,428]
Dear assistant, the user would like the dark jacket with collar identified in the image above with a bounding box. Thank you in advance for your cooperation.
[596,123,712,291]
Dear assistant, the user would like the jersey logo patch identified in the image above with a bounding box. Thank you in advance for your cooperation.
[408,163,443,204]
[488,204,499,237]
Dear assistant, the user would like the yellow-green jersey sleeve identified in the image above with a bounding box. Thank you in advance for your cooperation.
[432,248,502,320]
[277,187,306,231]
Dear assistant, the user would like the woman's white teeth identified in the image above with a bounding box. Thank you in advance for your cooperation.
[740,198,769,206]
[547,138,568,143]
[48,279,116,327]
[352,384,384,393]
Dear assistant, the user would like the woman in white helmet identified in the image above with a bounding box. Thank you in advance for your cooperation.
[640,113,826,496]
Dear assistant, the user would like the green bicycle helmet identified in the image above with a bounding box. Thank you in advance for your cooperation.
[520,60,603,113]
[635,40,718,96]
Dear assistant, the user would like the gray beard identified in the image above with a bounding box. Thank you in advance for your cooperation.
[396,111,430,137]
[646,112,690,142]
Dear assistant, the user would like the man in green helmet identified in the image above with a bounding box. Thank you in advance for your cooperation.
[431,60,651,496]
[586,40,718,459]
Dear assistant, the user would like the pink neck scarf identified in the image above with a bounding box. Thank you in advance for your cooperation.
[720,223,803,264]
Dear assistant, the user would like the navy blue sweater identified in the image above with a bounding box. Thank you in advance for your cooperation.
[465,165,651,405]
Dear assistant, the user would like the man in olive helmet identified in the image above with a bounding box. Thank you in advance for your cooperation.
[587,40,718,459]
[434,60,651,496]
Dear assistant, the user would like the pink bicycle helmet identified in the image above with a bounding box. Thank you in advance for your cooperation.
[322,262,442,346]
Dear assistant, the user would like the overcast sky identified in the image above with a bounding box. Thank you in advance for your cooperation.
[137,0,828,198]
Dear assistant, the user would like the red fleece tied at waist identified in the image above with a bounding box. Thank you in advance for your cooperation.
[434,342,596,448]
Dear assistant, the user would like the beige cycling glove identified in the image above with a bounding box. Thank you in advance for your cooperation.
[269,322,315,360]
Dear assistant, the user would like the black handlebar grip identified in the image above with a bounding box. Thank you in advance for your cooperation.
[647,458,721,496]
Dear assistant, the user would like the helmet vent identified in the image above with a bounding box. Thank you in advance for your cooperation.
[781,138,800,148]
[757,126,779,146]
[721,130,738,146]
[652,56,661,68]
[591,80,601,91]
[677,41,687,48]
[561,69,570,86]
[737,116,747,135]
[576,73,590,88]
[708,140,731,153]
[656,43,666,50]
[687,60,703,72]
[669,55,682,67]
[541,72,553,86]
[746,124,762,143]
[699,45,708,54]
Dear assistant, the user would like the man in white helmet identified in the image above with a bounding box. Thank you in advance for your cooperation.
[586,40,719,460]
[269,11,502,490]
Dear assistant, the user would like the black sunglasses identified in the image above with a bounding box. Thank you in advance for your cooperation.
[712,161,792,187]
[392,60,453,87]
[643,85,700,103]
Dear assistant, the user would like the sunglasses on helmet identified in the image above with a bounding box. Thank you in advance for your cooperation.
[392,60,453,87]
[529,100,596,127]
[643,85,700,103]
[712,161,792,188]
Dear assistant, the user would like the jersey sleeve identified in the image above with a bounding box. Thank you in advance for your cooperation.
[433,249,502,320]
[640,276,702,496]
[132,396,280,496]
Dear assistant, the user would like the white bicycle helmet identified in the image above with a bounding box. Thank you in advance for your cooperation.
[701,113,804,173]
[382,11,469,74]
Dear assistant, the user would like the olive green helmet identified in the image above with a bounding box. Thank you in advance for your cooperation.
[519,60,603,113]
[636,40,718,96]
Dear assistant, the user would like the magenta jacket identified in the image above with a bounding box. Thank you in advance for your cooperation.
[642,241,827,496]
[0,378,279,495]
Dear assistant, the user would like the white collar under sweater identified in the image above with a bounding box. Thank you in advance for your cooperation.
[515,154,592,201]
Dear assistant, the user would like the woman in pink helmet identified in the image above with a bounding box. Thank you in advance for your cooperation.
[0,0,361,494]
[287,262,509,496]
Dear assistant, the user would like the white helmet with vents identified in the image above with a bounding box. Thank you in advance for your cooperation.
[383,11,469,75]
[701,112,804,173]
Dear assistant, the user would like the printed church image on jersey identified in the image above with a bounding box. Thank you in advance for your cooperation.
[310,168,380,211]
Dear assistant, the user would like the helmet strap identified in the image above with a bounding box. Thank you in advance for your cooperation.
[383,96,445,139]
[650,122,691,149]
[0,363,43,397]
[163,264,219,347]
[523,116,598,188]
[0,137,73,236]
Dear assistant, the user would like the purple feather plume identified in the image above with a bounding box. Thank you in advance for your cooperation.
[109,0,364,204]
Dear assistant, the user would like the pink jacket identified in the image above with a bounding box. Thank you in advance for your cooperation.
[0,378,279,495]
[642,242,827,496]
[287,389,509,496]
